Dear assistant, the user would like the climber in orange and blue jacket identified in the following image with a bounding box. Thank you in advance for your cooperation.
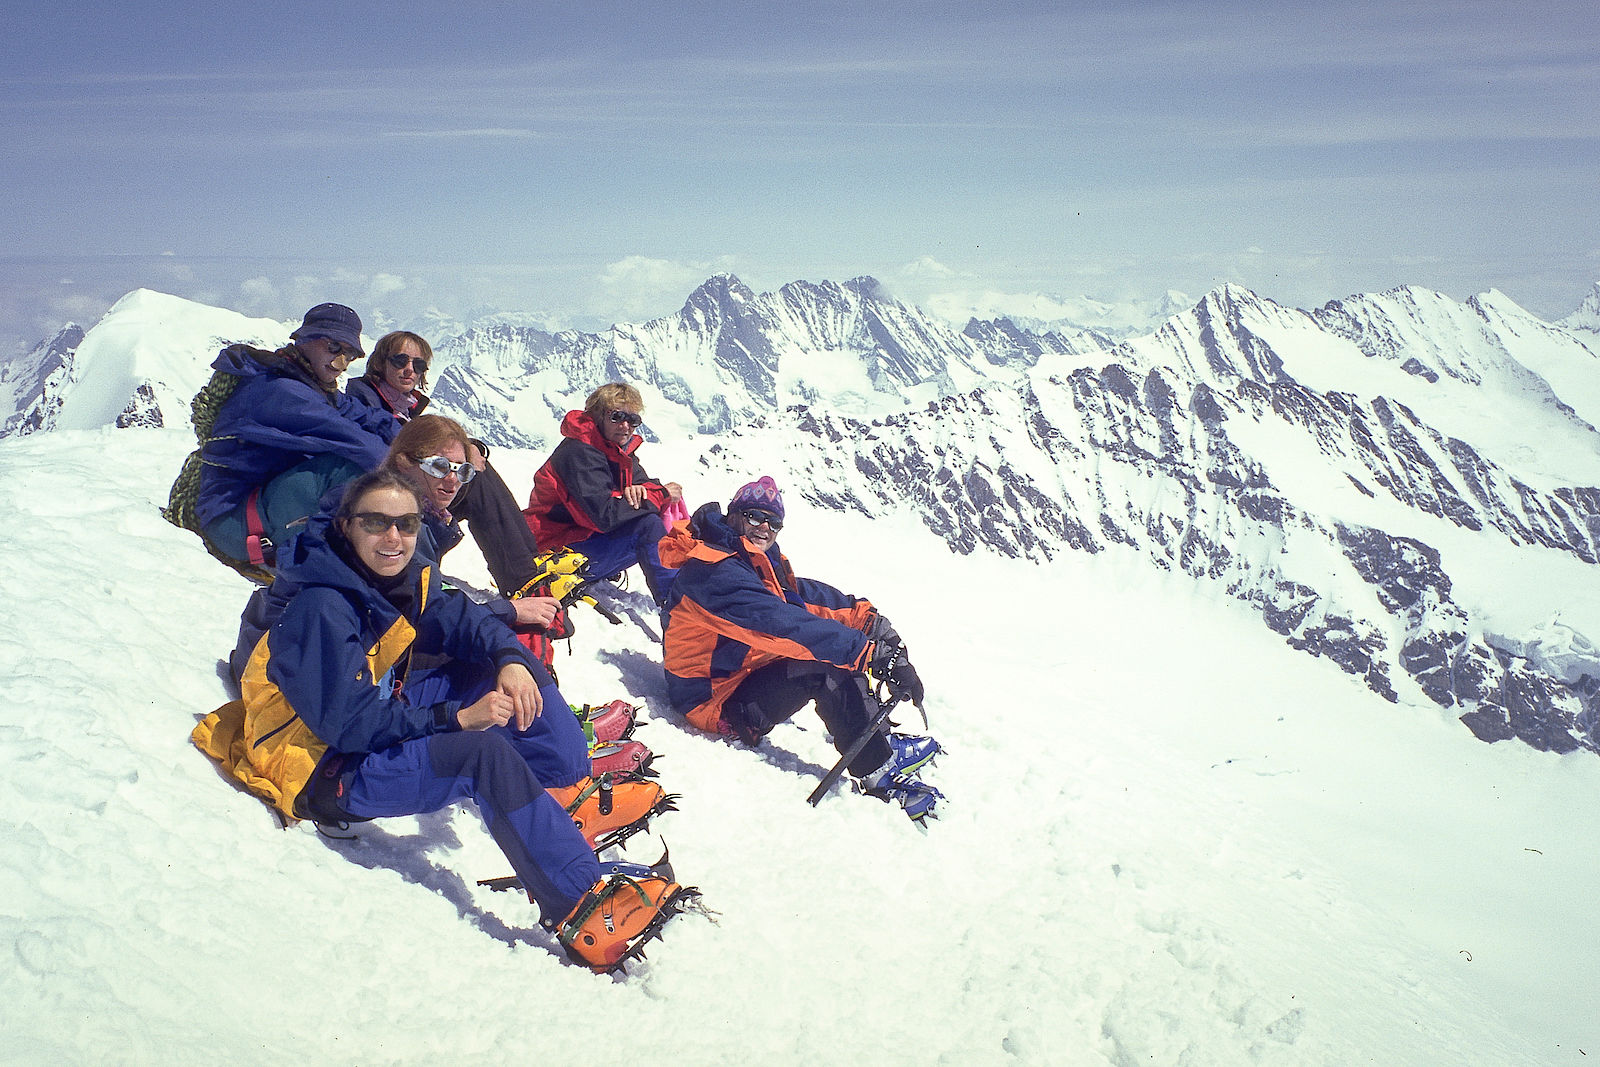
[658,476,946,821]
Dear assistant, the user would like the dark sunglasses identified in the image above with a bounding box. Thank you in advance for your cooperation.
[323,339,354,358]
[740,508,782,531]
[350,511,422,535]
[386,353,429,374]
[607,410,643,428]
[415,454,477,484]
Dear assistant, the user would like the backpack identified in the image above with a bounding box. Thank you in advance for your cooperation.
[161,368,242,534]
[161,360,275,582]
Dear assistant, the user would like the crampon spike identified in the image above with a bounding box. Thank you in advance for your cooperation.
[602,885,704,975]
[590,790,678,852]
[548,773,678,853]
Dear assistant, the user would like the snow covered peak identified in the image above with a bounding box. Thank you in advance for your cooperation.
[679,272,755,317]
[1,323,84,435]
[1558,281,1600,334]
[1,289,292,438]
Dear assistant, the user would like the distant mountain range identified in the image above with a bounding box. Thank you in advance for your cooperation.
[6,274,1600,758]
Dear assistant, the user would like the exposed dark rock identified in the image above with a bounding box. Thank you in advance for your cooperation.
[115,383,164,429]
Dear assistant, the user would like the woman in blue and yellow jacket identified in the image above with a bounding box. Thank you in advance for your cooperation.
[659,477,943,820]
[195,468,600,921]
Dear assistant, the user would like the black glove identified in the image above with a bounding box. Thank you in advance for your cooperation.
[867,632,904,678]
[888,661,925,706]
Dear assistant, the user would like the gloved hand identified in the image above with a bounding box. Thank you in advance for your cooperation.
[867,632,904,678]
[887,661,925,706]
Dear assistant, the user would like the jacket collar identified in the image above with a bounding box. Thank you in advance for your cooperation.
[560,409,640,460]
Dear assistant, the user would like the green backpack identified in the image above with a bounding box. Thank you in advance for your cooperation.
[161,368,242,533]
[161,361,278,582]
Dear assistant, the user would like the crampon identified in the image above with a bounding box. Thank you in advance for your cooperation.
[554,850,703,973]
[573,699,640,743]
[548,771,678,852]
[590,737,656,777]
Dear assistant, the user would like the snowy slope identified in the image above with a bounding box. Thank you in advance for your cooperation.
[3,428,1597,1065]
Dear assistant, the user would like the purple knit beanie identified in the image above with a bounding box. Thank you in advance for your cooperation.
[728,476,784,521]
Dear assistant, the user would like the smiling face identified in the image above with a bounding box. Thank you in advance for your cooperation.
[733,507,781,551]
[302,336,352,386]
[340,486,420,578]
[381,338,428,394]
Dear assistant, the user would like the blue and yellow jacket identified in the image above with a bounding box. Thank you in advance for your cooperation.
[226,503,478,687]
[194,517,536,821]
[659,503,878,734]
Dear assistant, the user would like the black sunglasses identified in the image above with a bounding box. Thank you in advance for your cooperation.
[607,410,643,428]
[386,353,429,374]
[323,339,354,358]
[350,511,422,535]
[740,508,782,531]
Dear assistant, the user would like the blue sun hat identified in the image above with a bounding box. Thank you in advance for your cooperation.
[290,303,364,356]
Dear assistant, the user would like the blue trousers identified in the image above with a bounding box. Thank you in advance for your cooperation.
[339,673,600,919]
[571,512,679,605]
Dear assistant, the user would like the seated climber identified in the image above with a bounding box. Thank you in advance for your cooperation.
[194,468,693,971]
[659,476,945,821]
[191,303,398,569]
[523,383,684,605]
[346,333,556,604]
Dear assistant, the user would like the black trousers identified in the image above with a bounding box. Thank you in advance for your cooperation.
[451,461,543,595]
[724,659,892,778]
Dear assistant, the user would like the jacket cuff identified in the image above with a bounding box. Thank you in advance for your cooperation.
[433,702,462,732]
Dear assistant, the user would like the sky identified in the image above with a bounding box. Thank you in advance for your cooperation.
[3,0,1598,354]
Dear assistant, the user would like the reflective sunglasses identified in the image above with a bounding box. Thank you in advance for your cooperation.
[386,353,429,374]
[606,410,643,428]
[415,454,477,484]
[739,508,782,531]
[351,511,422,535]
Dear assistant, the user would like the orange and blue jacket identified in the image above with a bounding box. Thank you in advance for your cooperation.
[659,504,878,734]
[523,410,672,550]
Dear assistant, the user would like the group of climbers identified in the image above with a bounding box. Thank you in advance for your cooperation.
[178,303,942,973]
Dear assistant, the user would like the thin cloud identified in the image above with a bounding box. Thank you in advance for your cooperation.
[381,128,541,140]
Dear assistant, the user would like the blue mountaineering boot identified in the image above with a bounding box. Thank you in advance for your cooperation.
[864,772,944,822]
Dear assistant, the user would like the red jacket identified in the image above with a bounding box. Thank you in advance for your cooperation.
[523,410,672,550]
